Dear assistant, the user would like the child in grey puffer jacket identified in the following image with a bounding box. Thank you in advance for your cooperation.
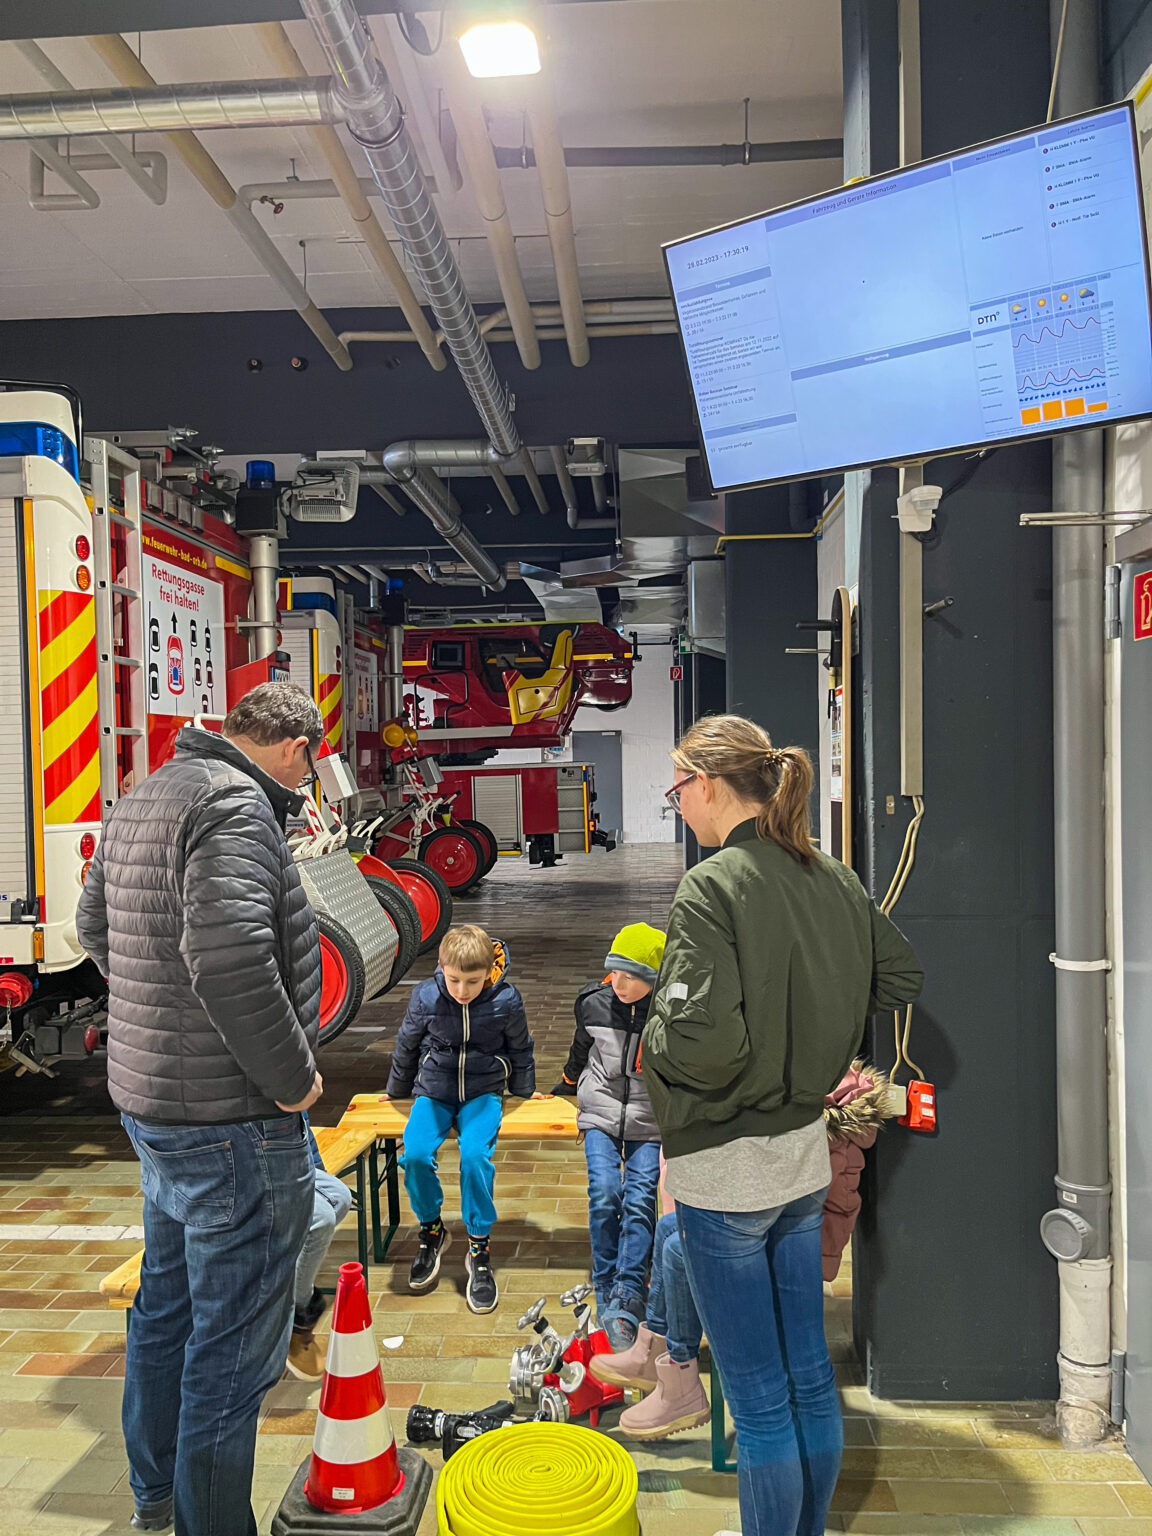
[553,923,665,1349]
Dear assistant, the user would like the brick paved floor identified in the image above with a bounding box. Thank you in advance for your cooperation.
[0,845,1145,1535]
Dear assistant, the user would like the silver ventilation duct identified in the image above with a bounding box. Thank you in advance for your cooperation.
[300,0,521,459]
[380,445,505,592]
[0,77,339,138]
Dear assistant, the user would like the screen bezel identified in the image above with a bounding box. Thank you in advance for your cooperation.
[661,101,1152,492]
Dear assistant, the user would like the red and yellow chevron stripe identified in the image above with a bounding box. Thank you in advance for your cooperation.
[38,589,99,825]
[318,672,343,751]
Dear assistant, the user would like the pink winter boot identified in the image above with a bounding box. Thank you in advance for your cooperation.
[589,1323,665,1392]
[618,1352,711,1439]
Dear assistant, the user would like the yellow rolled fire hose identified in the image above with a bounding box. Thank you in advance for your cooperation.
[436,1421,640,1536]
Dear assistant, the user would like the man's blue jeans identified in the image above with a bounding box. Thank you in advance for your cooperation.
[677,1191,842,1536]
[646,1212,702,1362]
[401,1093,503,1237]
[583,1128,660,1321]
[121,1113,314,1536]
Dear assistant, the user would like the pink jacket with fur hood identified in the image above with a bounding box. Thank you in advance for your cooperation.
[821,1061,891,1281]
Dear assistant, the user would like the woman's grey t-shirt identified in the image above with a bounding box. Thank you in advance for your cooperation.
[664,1117,830,1212]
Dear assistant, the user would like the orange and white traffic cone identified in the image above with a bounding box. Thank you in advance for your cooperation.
[306,1262,402,1512]
[272,1262,432,1536]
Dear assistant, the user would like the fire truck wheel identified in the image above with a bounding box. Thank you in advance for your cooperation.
[316,913,367,1047]
[385,858,454,955]
[454,818,498,879]
[362,875,421,986]
[419,825,486,894]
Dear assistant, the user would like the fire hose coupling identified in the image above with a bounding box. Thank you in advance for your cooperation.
[1041,1178,1112,1262]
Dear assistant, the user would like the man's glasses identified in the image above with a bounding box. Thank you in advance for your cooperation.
[299,742,318,791]
[665,772,697,815]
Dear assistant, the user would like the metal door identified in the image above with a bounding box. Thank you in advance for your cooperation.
[572,731,623,842]
[1122,559,1152,1475]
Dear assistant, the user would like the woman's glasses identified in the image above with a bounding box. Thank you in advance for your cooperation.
[665,772,697,814]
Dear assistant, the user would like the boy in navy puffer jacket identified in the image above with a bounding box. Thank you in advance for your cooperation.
[386,924,535,1314]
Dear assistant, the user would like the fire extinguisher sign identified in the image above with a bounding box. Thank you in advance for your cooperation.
[142,533,226,717]
[1136,569,1152,642]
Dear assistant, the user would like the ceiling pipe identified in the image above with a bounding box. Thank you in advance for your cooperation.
[443,56,540,371]
[381,446,506,592]
[87,34,352,372]
[550,445,615,529]
[525,81,588,367]
[489,464,522,518]
[299,0,521,457]
[487,322,676,341]
[493,138,845,168]
[0,71,339,137]
[13,39,167,204]
[253,21,445,373]
[338,299,674,349]
[591,473,611,516]
[517,453,550,514]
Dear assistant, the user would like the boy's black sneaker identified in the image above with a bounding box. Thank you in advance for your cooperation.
[465,1237,498,1314]
[409,1220,450,1292]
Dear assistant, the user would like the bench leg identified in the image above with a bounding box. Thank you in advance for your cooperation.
[373,1136,401,1264]
[710,1353,738,1474]
[355,1153,370,1274]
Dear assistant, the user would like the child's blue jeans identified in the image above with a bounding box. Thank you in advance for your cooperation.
[583,1128,660,1322]
[294,1169,354,1314]
[646,1212,703,1362]
[401,1093,503,1236]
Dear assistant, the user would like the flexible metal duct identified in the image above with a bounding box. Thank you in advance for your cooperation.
[300,0,521,459]
[0,77,339,138]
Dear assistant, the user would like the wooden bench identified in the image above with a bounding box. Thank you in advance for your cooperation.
[335,1093,579,1265]
[99,1123,382,1322]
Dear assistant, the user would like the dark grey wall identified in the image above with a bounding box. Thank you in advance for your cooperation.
[0,307,695,456]
[847,0,1060,1400]
[724,485,820,762]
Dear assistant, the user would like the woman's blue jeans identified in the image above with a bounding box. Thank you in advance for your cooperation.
[646,1212,702,1362]
[583,1128,660,1320]
[677,1191,842,1536]
[121,1113,314,1536]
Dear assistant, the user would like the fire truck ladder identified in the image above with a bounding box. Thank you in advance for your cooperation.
[85,437,146,811]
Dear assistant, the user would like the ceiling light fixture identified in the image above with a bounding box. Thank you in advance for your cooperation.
[458,20,541,78]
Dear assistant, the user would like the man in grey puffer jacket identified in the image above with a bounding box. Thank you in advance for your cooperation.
[77,682,324,1536]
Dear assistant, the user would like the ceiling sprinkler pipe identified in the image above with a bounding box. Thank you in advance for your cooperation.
[492,139,844,169]
[300,0,521,459]
[549,446,614,529]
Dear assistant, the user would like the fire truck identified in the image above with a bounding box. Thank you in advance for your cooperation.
[0,389,434,1070]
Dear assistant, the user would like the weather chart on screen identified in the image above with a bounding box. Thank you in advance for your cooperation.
[663,105,1152,490]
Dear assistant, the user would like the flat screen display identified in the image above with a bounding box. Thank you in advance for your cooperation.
[663,104,1152,491]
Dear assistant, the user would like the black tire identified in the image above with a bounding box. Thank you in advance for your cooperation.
[316,912,367,1047]
[386,858,453,955]
[362,875,421,988]
[455,818,498,879]
[419,824,487,894]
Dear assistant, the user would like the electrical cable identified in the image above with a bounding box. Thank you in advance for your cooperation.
[880,793,925,1089]
[1047,0,1071,123]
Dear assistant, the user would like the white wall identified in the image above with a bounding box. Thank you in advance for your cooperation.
[571,653,676,844]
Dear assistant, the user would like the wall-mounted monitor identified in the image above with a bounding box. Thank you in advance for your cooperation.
[663,104,1152,491]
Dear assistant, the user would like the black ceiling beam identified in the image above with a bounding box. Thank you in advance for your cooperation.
[0,0,620,44]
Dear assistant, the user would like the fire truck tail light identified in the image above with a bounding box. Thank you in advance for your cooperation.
[76,565,91,591]
[79,861,93,885]
[75,534,91,561]
[78,833,96,860]
[32,930,45,962]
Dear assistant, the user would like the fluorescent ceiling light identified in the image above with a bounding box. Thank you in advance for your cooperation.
[459,21,541,78]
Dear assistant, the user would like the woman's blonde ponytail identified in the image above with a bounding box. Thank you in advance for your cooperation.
[673,715,816,864]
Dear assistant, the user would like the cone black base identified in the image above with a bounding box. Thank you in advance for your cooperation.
[270,1448,432,1536]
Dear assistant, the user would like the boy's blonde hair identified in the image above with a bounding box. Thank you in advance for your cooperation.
[439,924,495,975]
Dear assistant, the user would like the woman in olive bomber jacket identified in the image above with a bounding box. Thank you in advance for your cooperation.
[643,714,922,1536]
